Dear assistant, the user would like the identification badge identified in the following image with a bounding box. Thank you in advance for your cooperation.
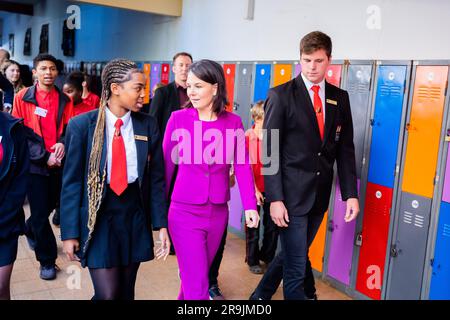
[326,99,338,106]
[34,106,48,118]
[335,125,342,142]
[134,135,148,142]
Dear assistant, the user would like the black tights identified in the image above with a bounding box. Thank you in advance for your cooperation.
[0,264,14,300]
[89,263,140,300]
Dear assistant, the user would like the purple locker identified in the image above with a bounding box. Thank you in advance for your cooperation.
[295,64,302,77]
[327,179,360,285]
[443,148,450,203]
[150,63,161,98]
[228,183,244,231]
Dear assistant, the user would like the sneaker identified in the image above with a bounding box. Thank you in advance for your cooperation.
[208,284,225,300]
[40,264,57,280]
[248,264,264,274]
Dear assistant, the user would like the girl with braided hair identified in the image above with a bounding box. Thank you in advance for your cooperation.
[60,58,170,300]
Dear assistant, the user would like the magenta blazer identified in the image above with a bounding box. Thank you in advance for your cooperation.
[163,108,257,211]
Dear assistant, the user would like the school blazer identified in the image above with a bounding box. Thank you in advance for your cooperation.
[60,110,168,256]
[263,75,358,216]
[163,108,257,211]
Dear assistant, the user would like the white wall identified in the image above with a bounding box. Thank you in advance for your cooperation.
[2,0,450,63]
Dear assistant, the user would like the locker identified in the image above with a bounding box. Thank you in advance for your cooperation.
[309,211,327,272]
[295,64,301,77]
[325,65,342,87]
[234,64,254,130]
[367,66,408,188]
[327,180,360,285]
[161,63,170,85]
[387,192,432,299]
[143,63,151,105]
[150,63,161,98]
[345,64,373,178]
[430,201,450,299]
[443,148,450,203]
[253,64,271,102]
[223,64,236,112]
[401,66,449,198]
[273,64,292,87]
[229,181,244,232]
[355,182,393,300]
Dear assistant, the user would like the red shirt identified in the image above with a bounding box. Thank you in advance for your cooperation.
[35,84,59,153]
[83,92,100,110]
[245,127,264,192]
[73,101,96,117]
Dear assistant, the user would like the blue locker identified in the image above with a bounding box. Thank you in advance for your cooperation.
[430,201,450,299]
[253,64,271,102]
[136,62,143,70]
[367,65,407,188]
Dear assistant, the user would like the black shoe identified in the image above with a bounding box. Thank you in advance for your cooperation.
[40,264,58,280]
[248,264,264,274]
[209,285,225,300]
[306,293,318,300]
[52,210,60,227]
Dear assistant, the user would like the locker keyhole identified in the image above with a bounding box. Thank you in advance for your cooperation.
[233,102,239,110]
[328,220,335,232]
[390,245,399,257]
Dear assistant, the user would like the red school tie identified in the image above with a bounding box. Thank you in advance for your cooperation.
[110,119,128,195]
[311,85,325,140]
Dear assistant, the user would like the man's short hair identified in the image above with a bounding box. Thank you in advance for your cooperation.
[300,31,332,58]
[172,52,193,64]
[33,53,57,69]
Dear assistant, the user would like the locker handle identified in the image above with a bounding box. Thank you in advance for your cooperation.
[369,119,375,126]
[390,245,399,258]
[355,232,363,246]
[233,102,239,110]
[328,220,334,232]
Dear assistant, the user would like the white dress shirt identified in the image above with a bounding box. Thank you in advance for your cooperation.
[301,73,326,123]
[105,107,138,184]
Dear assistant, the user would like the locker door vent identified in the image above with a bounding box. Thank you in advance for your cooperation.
[443,224,450,238]
[380,85,402,97]
[417,86,443,101]
[414,214,425,228]
[403,211,413,224]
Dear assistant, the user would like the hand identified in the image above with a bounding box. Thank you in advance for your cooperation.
[51,143,65,161]
[270,201,289,227]
[47,153,59,167]
[255,189,264,206]
[155,228,170,261]
[344,198,360,222]
[245,210,259,228]
[63,239,80,262]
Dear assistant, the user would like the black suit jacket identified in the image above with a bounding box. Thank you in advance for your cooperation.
[263,75,358,216]
[60,110,168,258]
[149,81,181,136]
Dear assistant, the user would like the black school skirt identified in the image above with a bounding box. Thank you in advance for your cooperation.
[82,181,153,268]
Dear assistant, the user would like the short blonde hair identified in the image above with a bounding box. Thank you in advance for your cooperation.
[250,100,265,120]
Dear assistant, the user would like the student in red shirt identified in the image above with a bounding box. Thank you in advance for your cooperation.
[12,54,73,281]
[82,73,100,109]
[245,101,278,274]
[63,71,96,117]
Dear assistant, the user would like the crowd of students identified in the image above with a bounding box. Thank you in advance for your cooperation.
[0,30,360,301]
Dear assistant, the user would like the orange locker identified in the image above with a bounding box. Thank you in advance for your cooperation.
[143,63,151,104]
[309,212,328,272]
[273,64,292,87]
[223,64,235,112]
[401,66,449,197]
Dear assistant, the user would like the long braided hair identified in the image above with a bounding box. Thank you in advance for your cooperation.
[85,59,142,249]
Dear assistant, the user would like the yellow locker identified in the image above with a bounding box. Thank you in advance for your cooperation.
[273,64,292,87]
[402,65,448,198]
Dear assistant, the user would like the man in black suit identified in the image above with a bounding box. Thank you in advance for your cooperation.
[149,52,192,136]
[252,31,359,300]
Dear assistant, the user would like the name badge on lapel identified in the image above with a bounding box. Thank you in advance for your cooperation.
[326,99,338,106]
[134,135,148,142]
[335,125,342,142]
[34,106,48,118]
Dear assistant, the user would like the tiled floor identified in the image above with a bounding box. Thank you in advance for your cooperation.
[10,205,351,300]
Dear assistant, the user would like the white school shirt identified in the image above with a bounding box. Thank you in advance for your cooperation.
[105,107,138,184]
[301,73,326,123]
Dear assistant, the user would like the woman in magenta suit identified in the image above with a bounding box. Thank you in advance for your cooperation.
[163,59,259,300]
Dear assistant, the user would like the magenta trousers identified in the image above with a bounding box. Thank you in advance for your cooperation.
[168,200,229,300]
